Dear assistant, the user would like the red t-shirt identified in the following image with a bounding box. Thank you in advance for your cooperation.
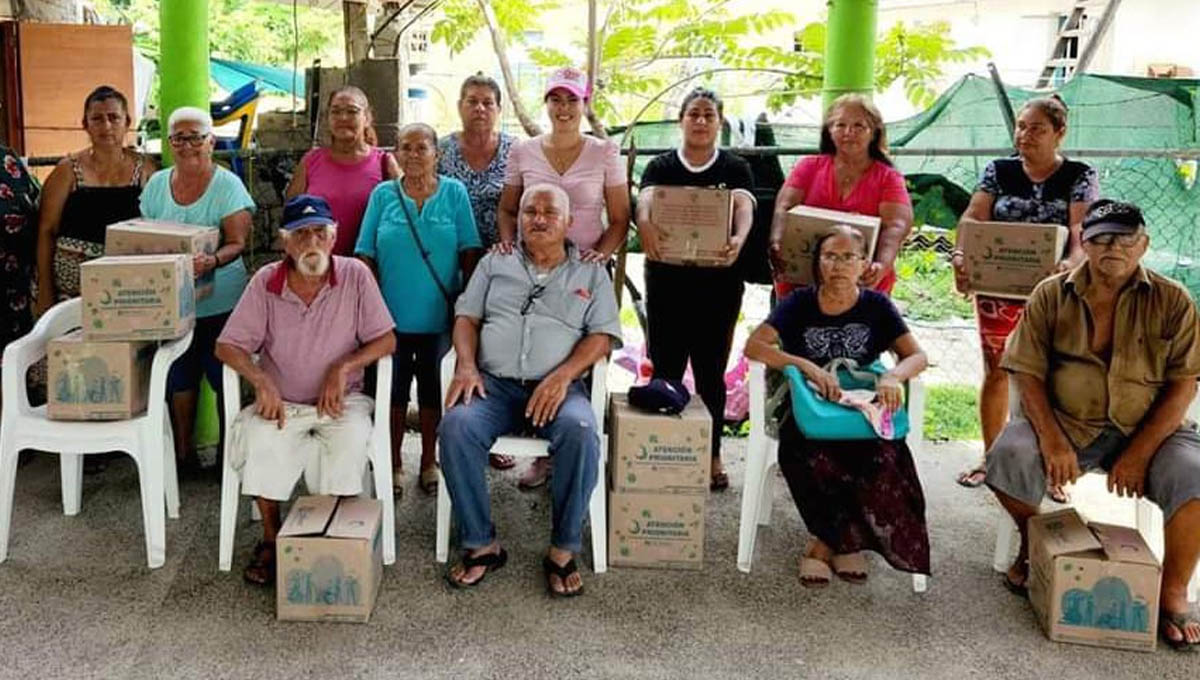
[777,154,911,295]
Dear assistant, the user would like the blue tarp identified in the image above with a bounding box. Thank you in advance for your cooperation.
[210,58,304,96]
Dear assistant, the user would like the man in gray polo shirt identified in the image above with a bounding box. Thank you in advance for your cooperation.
[440,183,621,597]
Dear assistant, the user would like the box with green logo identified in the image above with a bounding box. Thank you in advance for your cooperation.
[778,205,880,285]
[608,490,705,570]
[648,186,732,267]
[80,254,195,342]
[608,393,711,495]
[960,220,1068,299]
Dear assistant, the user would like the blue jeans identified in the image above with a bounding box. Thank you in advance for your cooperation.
[438,372,600,553]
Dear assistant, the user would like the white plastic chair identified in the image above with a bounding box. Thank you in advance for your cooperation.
[435,349,609,573]
[992,377,1200,602]
[738,359,929,592]
[0,298,192,569]
[217,355,395,570]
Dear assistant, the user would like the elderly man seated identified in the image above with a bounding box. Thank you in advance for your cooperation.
[215,195,396,585]
[986,199,1200,650]
[439,182,621,597]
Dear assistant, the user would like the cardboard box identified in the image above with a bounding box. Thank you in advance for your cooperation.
[609,490,705,570]
[778,205,881,285]
[276,495,383,623]
[648,186,732,266]
[1028,509,1161,652]
[105,218,220,300]
[46,330,153,420]
[609,394,712,495]
[960,220,1068,299]
[80,254,195,342]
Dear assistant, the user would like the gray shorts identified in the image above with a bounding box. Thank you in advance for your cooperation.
[986,418,1200,523]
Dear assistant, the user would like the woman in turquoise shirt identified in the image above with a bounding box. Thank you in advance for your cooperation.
[140,106,255,472]
[356,123,482,496]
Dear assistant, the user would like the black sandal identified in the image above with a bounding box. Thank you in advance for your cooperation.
[543,555,584,598]
[445,548,508,589]
[243,541,275,586]
[710,470,730,492]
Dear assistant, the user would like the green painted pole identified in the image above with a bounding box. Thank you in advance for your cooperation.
[159,0,209,166]
[822,0,878,111]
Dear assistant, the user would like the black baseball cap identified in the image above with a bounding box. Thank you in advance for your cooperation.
[282,194,336,231]
[1082,199,1145,241]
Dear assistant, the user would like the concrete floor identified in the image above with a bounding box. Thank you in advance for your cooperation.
[0,439,1195,680]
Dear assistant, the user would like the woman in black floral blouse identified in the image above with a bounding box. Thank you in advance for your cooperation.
[0,146,41,350]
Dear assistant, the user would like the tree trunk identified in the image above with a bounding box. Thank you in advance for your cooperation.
[584,0,607,138]
[476,0,543,137]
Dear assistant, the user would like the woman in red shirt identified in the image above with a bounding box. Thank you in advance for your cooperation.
[769,95,913,298]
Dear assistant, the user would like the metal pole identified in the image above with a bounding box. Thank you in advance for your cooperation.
[987,62,1017,143]
[822,0,878,111]
[159,0,209,166]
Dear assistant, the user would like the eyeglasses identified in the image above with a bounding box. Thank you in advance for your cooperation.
[819,252,864,264]
[521,284,546,315]
[1088,232,1143,248]
[168,133,208,147]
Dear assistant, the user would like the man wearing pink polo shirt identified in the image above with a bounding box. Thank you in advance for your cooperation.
[215,194,396,585]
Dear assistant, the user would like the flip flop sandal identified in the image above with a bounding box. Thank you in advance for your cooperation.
[543,556,584,598]
[956,466,987,488]
[445,548,508,589]
[243,541,276,586]
[419,467,439,495]
[1160,611,1200,651]
[1002,561,1029,597]
[392,471,406,498]
[1047,486,1071,504]
[832,552,869,585]
[799,556,833,589]
[710,470,730,492]
[489,454,517,470]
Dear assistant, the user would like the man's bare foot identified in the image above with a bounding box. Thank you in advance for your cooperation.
[446,541,505,588]
[544,546,583,597]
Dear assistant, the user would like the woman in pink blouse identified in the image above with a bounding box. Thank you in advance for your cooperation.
[497,67,630,263]
[769,94,913,298]
[286,86,401,256]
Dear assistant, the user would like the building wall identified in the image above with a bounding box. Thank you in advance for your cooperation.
[0,0,81,22]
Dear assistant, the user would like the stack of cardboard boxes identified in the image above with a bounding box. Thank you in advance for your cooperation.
[46,219,201,421]
[607,394,712,570]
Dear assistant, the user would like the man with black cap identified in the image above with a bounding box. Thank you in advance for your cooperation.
[985,199,1200,649]
[215,194,396,586]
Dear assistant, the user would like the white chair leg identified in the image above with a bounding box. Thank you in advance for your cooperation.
[217,455,241,572]
[60,453,82,517]
[737,432,768,573]
[588,475,607,574]
[908,378,926,455]
[912,574,928,593]
[0,437,19,562]
[756,457,775,526]
[250,502,262,522]
[993,511,1017,573]
[136,445,166,569]
[371,444,395,566]
[1134,498,1163,560]
[435,468,451,563]
[162,423,180,520]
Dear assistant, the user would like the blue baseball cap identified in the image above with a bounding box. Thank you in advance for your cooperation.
[628,378,691,415]
[282,194,336,231]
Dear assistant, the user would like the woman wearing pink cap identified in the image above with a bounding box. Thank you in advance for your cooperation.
[498,66,631,489]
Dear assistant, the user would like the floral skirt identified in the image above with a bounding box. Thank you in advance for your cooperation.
[778,418,931,574]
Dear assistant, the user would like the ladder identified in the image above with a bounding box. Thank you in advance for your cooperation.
[1035,0,1122,89]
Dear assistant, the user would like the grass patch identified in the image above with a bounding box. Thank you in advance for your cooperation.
[892,250,974,322]
[925,383,981,442]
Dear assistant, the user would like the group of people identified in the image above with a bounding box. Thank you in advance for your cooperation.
[1,67,1197,646]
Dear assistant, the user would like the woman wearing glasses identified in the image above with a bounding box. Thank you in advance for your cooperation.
[769,94,913,298]
[950,96,1098,493]
[140,106,255,472]
[356,123,482,496]
[635,87,755,491]
[285,85,399,256]
[745,225,930,587]
[36,86,156,314]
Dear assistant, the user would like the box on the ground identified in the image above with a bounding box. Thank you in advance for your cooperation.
[609,393,712,495]
[1028,509,1161,652]
[778,206,881,285]
[105,219,219,300]
[648,186,732,266]
[959,220,1068,299]
[46,330,153,420]
[80,254,195,342]
[276,495,383,623]
[608,490,705,570]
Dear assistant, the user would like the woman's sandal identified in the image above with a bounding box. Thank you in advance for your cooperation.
[543,556,584,598]
[1160,611,1200,651]
[419,466,439,495]
[831,552,869,585]
[445,548,508,589]
[392,470,406,498]
[799,556,833,589]
[243,541,275,586]
[488,454,516,470]
[710,470,730,492]
[1002,561,1029,597]
[956,466,987,488]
